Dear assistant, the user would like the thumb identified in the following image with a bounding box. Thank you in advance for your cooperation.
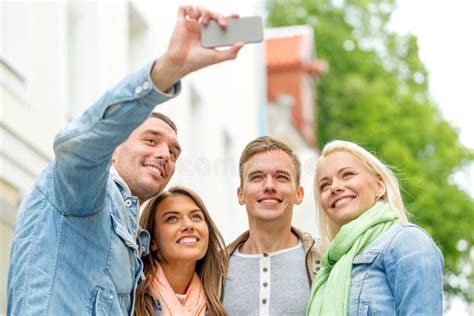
[219,43,244,61]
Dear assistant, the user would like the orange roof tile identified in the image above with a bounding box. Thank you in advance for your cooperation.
[266,36,303,70]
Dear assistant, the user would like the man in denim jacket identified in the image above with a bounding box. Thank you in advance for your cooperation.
[7,6,242,315]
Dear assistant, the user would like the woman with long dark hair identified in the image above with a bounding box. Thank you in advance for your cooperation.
[135,186,227,316]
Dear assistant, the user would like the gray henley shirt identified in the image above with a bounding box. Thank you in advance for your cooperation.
[223,241,311,315]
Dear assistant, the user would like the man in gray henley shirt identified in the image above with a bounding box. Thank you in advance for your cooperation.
[223,136,322,315]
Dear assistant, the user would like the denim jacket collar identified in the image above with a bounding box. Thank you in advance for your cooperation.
[110,166,132,197]
[111,168,151,259]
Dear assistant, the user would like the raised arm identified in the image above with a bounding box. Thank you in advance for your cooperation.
[152,6,243,92]
[51,6,243,216]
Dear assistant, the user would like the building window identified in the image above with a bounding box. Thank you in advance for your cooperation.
[189,83,204,155]
[65,2,99,120]
[0,1,32,99]
[128,3,148,72]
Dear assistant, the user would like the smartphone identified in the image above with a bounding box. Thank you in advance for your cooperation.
[201,16,263,48]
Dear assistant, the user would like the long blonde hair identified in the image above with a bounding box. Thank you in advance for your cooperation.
[314,140,408,246]
[135,186,228,316]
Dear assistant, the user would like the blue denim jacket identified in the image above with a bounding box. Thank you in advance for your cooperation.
[349,223,444,315]
[7,63,180,315]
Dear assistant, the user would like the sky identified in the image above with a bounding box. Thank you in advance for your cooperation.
[389,0,474,199]
[390,0,474,149]
[390,1,473,313]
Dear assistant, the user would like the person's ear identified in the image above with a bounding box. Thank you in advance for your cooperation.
[376,179,386,200]
[150,241,158,252]
[112,146,120,164]
[295,186,304,205]
[237,187,245,205]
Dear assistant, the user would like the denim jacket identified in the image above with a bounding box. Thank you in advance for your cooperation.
[349,223,444,315]
[7,63,180,315]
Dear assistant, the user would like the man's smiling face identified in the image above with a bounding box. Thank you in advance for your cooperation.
[237,150,304,224]
[112,117,181,202]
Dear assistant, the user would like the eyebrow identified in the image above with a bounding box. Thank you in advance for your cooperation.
[318,167,353,183]
[247,170,292,178]
[247,171,261,178]
[161,209,203,217]
[161,210,179,217]
[276,170,292,177]
[144,130,163,137]
[143,130,182,154]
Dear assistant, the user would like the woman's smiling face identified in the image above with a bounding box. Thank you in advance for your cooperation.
[152,194,209,264]
[317,151,385,231]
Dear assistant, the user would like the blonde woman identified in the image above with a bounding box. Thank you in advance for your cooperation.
[308,140,443,315]
[135,186,227,316]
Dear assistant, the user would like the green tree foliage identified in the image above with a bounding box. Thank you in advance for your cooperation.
[267,0,474,302]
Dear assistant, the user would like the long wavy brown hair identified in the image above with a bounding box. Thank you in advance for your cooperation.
[135,186,228,316]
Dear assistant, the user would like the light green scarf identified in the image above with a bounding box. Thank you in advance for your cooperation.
[307,202,398,316]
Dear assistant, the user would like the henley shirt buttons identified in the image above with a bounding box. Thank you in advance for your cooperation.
[142,81,150,90]
[263,253,268,257]
[316,267,320,271]
[135,86,143,95]
[125,200,132,207]
[262,299,267,305]
[263,282,268,287]
[315,260,320,264]
[263,267,268,272]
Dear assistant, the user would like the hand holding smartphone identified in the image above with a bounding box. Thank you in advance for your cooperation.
[201,16,263,48]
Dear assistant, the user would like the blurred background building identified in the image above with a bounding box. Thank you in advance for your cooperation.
[0,1,325,312]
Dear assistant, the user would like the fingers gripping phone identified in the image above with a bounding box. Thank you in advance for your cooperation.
[201,16,263,48]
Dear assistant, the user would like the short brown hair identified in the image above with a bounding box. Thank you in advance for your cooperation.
[150,112,178,134]
[239,136,301,186]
